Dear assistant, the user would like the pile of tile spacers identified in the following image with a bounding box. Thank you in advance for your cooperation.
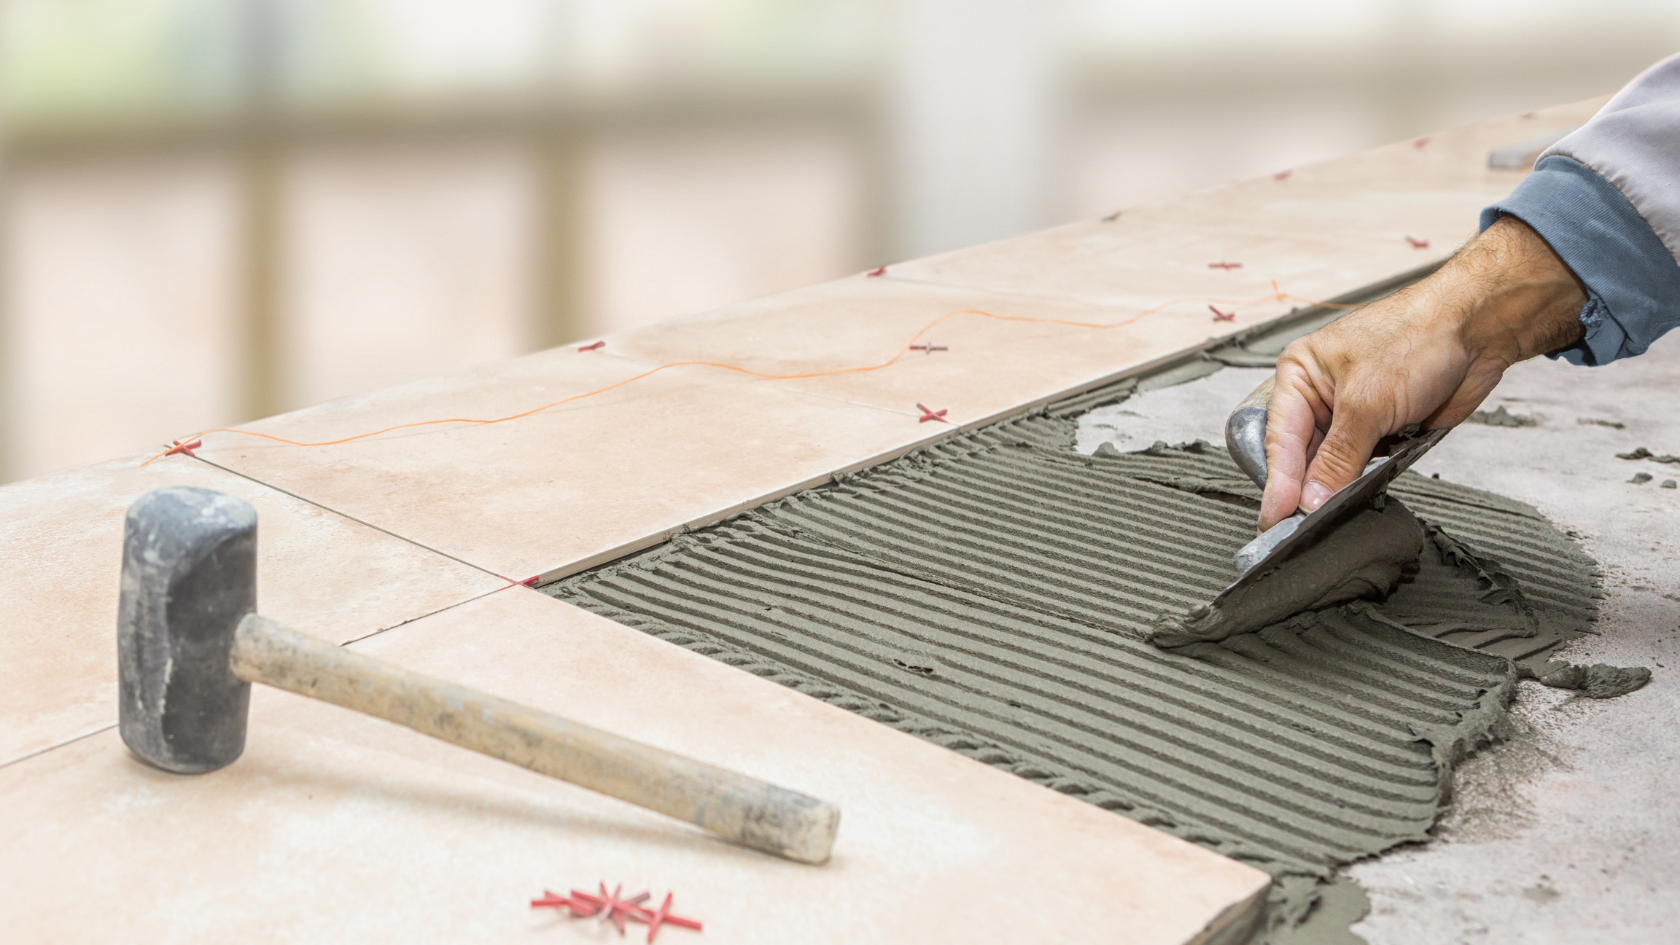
[532,883,701,942]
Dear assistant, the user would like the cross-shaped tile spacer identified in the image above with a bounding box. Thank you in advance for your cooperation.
[1207,261,1242,270]
[916,402,949,423]
[164,439,203,458]
[578,340,606,351]
[1406,236,1430,249]
[909,344,948,354]
[577,883,651,935]
[1209,305,1235,322]
[630,892,703,943]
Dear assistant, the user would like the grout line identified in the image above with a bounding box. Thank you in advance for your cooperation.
[0,723,118,771]
[187,454,517,585]
[338,584,517,647]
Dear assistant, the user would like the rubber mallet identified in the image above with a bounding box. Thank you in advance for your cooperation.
[116,486,839,864]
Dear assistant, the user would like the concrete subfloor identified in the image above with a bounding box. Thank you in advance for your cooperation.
[1078,333,1680,944]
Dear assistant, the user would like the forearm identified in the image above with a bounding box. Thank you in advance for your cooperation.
[1485,52,1680,365]
[1258,218,1585,530]
[1435,216,1586,376]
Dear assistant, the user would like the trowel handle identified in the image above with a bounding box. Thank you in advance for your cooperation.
[1226,376,1274,488]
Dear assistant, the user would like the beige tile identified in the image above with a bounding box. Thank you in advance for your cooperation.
[194,345,950,584]
[1290,102,1604,190]
[1116,168,1496,247]
[0,452,505,765]
[888,215,1442,313]
[182,105,1623,593]
[0,589,1269,944]
[612,274,1285,422]
[1166,109,1587,247]
[1231,102,1601,202]
[894,102,1612,305]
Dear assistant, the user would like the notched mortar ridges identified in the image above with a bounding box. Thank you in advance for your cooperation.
[546,403,1597,943]
[570,564,1505,870]
[641,548,1443,810]
[550,448,1552,863]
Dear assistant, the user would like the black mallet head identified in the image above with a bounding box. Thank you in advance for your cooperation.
[117,487,258,774]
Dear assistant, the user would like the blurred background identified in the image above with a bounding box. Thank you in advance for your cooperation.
[1,0,1676,484]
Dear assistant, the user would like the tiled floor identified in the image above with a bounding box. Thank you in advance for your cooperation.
[189,343,956,583]
[0,451,505,766]
[0,590,1269,944]
[888,217,1448,313]
[888,103,1601,309]
[0,100,1606,942]
[610,275,1238,423]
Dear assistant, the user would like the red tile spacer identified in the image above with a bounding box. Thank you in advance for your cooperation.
[1405,236,1430,249]
[1414,136,1431,148]
[578,340,606,351]
[163,439,203,458]
[532,890,578,912]
[1209,305,1235,322]
[1273,169,1292,180]
[566,888,605,918]
[631,892,703,943]
[533,883,699,940]
[590,883,652,935]
[916,402,949,423]
[1207,261,1242,271]
[520,575,540,587]
[908,344,948,354]
[866,265,887,277]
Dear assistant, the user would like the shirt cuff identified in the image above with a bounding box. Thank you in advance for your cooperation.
[1480,155,1680,366]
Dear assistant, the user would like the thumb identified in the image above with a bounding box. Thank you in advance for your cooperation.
[1300,404,1388,511]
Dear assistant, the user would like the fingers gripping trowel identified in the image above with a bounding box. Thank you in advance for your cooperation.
[1148,376,1446,647]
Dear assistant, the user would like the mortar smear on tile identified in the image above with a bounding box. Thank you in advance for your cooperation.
[547,396,1606,943]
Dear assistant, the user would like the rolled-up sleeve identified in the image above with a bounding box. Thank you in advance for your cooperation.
[1480,53,1680,366]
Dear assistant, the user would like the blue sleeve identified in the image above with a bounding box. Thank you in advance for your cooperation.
[1480,156,1680,366]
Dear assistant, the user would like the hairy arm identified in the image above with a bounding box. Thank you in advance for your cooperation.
[1258,216,1587,530]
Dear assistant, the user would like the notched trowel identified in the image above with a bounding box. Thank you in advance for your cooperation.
[1148,376,1446,648]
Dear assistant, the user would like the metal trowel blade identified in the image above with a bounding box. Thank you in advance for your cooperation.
[1208,428,1447,607]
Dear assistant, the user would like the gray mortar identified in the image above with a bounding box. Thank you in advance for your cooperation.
[1619,446,1680,464]
[1336,331,1680,945]
[546,386,1608,943]
[1080,354,1677,943]
[1468,406,1539,428]
[1150,498,1426,647]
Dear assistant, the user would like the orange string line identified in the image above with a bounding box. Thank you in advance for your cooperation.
[141,281,1354,467]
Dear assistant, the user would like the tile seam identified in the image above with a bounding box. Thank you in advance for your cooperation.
[188,454,519,585]
[0,722,117,771]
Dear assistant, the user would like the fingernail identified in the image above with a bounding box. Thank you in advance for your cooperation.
[1301,481,1332,510]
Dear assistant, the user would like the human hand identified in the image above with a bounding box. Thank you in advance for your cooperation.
[1258,216,1588,531]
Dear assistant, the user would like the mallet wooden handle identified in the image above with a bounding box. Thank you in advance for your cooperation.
[230,614,839,864]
